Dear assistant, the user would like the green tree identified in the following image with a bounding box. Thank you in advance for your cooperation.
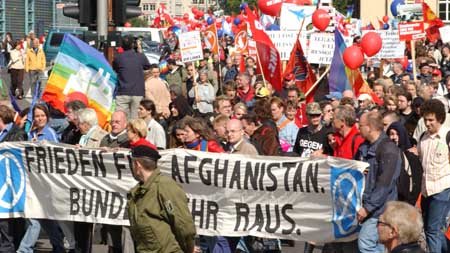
[128,17,148,27]
[223,0,257,15]
[333,0,350,15]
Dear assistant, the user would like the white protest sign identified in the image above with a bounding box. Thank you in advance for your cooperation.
[440,26,450,43]
[0,143,368,242]
[267,31,309,61]
[362,30,405,59]
[307,32,353,64]
[179,31,203,63]
[280,4,315,31]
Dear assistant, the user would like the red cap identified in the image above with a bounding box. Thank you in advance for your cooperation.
[432,69,442,76]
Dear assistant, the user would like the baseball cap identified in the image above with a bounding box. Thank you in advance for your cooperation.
[131,145,161,161]
[358,93,372,101]
[256,87,271,98]
[325,92,342,101]
[432,69,442,76]
[306,102,322,115]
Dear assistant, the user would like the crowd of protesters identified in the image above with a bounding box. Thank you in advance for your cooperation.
[0,28,448,253]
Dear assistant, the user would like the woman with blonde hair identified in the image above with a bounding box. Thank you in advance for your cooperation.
[127,118,157,150]
[232,102,247,119]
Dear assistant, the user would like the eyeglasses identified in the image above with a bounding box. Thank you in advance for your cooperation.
[307,114,321,118]
[377,220,392,228]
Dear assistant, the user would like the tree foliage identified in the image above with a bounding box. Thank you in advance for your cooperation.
[332,0,350,15]
[129,17,148,27]
[222,0,257,15]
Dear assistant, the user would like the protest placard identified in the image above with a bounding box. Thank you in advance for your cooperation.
[279,4,315,31]
[0,142,368,242]
[362,30,405,59]
[439,26,450,43]
[179,31,203,62]
[398,22,425,41]
[267,31,309,61]
[307,33,335,64]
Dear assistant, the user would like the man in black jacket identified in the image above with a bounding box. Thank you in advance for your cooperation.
[113,35,151,119]
[0,105,27,251]
[355,111,401,253]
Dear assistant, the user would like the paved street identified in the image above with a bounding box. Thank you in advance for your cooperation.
[34,238,319,252]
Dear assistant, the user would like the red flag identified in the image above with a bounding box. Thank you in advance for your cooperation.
[203,24,219,54]
[283,38,317,103]
[234,23,248,55]
[423,3,444,42]
[351,69,383,106]
[245,6,282,92]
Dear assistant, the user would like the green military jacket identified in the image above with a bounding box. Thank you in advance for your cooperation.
[128,168,196,253]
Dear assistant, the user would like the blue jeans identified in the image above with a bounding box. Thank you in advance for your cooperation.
[422,188,450,253]
[17,219,65,253]
[358,217,385,253]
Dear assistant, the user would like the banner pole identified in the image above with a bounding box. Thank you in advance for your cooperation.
[255,48,268,87]
[305,65,330,98]
[411,40,417,83]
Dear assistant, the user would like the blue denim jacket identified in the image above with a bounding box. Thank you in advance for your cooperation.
[355,133,401,219]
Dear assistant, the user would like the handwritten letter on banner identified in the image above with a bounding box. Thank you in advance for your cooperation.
[0,142,368,242]
[362,30,405,59]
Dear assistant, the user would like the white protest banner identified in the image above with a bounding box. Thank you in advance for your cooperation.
[267,31,308,61]
[0,142,135,225]
[0,143,368,242]
[179,31,203,63]
[362,30,405,59]
[158,149,368,242]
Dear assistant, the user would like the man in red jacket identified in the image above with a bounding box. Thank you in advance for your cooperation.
[331,105,365,159]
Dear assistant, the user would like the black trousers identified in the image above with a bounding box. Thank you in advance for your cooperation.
[0,219,15,253]
[74,222,93,253]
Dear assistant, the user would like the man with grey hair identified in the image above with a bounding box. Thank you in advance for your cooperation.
[77,108,107,148]
[377,201,424,253]
[236,72,255,109]
[75,108,108,252]
[331,105,365,159]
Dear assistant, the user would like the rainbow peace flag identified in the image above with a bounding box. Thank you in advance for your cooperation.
[42,34,117,128]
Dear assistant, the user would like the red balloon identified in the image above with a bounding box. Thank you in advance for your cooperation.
[361,32,382,57]
[191,7,198,14]
[183,13,189,21]
[197,11,204,17]
[257,0,283,17]
[343,46,364,69]
[312,9,330,31]
[124,22,131,27]
[225,16,232,23]
[382,15,389,23]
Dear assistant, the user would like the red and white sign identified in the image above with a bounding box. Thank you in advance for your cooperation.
[398,22,425,41]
